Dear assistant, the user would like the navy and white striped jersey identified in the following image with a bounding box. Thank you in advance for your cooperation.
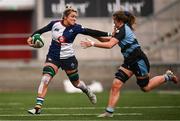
[32,20,108,60]
[114,24,140,58]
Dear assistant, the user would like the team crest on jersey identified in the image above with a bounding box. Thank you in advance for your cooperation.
[58,36,66,43]
[71,63,75,68]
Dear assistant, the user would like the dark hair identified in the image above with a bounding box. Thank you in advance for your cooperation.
[113,10,136,30]
[62,5,77,19]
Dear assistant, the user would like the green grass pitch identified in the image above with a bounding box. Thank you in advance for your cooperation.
[0,91,180,120]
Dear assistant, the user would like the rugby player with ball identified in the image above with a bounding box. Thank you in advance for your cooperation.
[27,5,111,115]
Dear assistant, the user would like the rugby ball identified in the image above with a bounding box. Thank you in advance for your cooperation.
[32,34,44,48]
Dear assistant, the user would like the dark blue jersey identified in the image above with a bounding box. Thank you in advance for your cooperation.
[115,24,150,82]
[114,24,140,58]
[32,20,108,60]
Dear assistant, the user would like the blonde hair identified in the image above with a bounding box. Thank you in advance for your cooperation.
[62,5,77,19]
[113,11,136,30]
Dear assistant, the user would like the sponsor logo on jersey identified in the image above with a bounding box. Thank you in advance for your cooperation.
[54,28,59,31]
[69,29,73,33]
[58,36,66,43]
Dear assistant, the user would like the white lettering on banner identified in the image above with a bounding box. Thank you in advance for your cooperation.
[51,0,65,16]
[51,0,89,17]
[107,0,144,14]
[69,2,89,16]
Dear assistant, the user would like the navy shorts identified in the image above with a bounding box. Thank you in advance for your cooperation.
[45,56,78,70]
[122,48,150,77]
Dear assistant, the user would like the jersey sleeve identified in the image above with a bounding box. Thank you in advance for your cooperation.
[75,24,110,37]
[31,21,56,37]
[114,26,125,41]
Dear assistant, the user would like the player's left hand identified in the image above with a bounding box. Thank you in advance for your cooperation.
[80,38,95,49]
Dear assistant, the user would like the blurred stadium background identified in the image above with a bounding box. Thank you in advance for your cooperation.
[0,0,180,92]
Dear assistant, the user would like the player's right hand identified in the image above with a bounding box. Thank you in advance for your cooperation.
[27,37,37,48]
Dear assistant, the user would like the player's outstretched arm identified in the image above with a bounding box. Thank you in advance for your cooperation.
[82,28,112,38]
[94,36,111,42]
[81,37,118,49]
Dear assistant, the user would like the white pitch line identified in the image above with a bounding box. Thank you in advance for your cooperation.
[116,106,180,109]
[43,107,97,110]
[0,103,21,106]
[0,113,142,117]
[42,106,180,110]
[0,120,137,121]
[1,106,179,111]
[0,120,178,121]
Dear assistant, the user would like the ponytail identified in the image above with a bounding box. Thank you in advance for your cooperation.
[113,11,136,30]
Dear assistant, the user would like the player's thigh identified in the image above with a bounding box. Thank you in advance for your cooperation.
[119,66,134,77]
[62,57,79,83]
[132,59,150,87]
[61,56,78,71]
[114,66,133,84]
[43,62,59,78]
[44,63,58,72]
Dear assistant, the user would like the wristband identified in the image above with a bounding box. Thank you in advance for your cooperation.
[108,32,112,36]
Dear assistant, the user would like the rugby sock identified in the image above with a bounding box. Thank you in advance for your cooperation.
[35,97,44,108]
[106,107,114,114]
[76,81,88,93]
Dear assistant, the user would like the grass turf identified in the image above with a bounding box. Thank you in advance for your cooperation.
[0,91,180,120]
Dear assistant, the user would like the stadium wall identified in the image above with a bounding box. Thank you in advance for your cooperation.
[0,62,179,91]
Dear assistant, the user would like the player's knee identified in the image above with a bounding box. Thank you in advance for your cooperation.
[136,76,150,92]
[41,75,51,85]
[67,70,79,82]
[115,69,129,83]
[43,66,56,77]
[141,86,151,92]
[111,79,123,91]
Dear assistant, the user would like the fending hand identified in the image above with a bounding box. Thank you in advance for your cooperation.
[80,38,95,49]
